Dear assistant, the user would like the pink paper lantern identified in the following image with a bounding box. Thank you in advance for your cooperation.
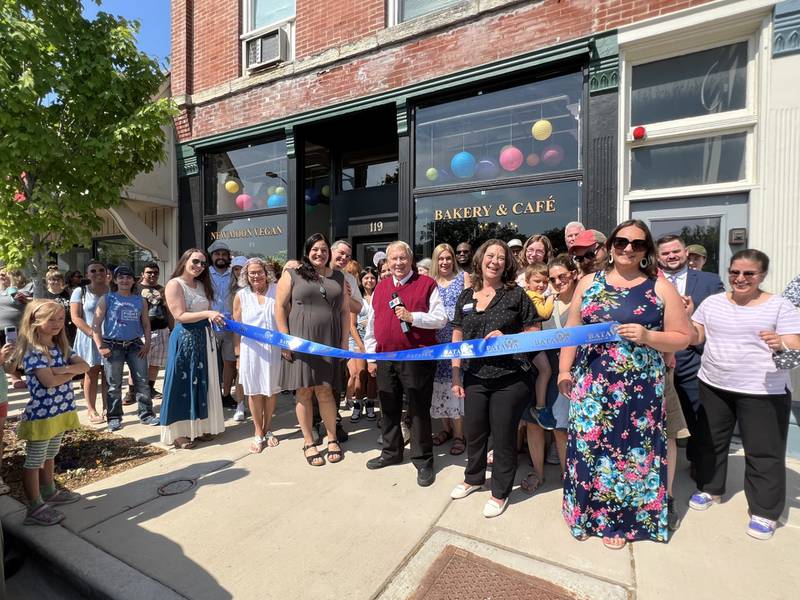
[235,193,253,210]
[499,146,524,172]
[541,144,565,167]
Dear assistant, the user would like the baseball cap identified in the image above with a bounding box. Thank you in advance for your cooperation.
[686,244,707,257]
[232,256,248,268]
[507,239,523,249]
[113,265,135,278]
[207,240,231,254]
[569,229,607,252]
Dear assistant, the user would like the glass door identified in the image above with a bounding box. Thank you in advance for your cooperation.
[631,193,748,279]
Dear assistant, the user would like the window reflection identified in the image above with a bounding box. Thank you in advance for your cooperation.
[205,214,288,265]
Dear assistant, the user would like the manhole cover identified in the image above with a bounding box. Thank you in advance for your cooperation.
[409,545,578,600]
[158,479,196,496]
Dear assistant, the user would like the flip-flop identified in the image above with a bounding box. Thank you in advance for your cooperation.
[88,413,105,424]
[602,536,627,550]
[249,436,264,454]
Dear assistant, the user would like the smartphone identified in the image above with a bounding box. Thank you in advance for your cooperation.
[4,326,17,344]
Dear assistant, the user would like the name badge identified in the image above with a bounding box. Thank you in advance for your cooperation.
[462,303,474,314]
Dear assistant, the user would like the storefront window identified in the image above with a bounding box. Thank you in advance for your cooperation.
[205,139,288,216]
[205,213,288,265]
[341,149,398,191]
[648,215,721,274]
[631,42,748,125]
[415,181,581,258]
[415,72,582,189]
[94,237,154,274]
[631,133,746,190]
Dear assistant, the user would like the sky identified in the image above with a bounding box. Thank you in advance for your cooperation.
[82,0,171,66]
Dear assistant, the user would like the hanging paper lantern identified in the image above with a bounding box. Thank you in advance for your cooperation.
[450,151,476,178]
[425,167,439,182]
[526,152,541,167]
[321,184,331,198]
[542,144,565,167]
[224,179,240,194]
[275,186,286,196]
[266,186,276,196]
[475,159,499,179]
[532,119,553,141]
[235,194,253,210]
[267,194,286,208]
[499,146,524,172]
[305,187,320,206]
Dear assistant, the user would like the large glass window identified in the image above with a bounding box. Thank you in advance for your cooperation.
[631,133,746,190]
[94,237,154,274]
[205,140,288,216]
[252,0,295,30]
[415,72,582,188]
[205,214,288,264]
[415,181,581,258]
[341,150,398,191]
[399,0,463,22]
[631,42,748,125]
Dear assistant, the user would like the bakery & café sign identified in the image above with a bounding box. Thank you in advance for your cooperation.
[434,195,556,221]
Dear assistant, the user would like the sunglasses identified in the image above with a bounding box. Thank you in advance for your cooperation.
[728,269,761,279]
[572,248,598,263]
[549,273,573,285]
[611,237,648,252]
[191,258,207,268]
[88,269,106,274]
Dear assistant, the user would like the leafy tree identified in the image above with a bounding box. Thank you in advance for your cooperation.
[0,0,175,271]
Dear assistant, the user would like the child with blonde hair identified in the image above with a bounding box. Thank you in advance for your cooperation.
[523,263,555,429]
[13,300,89,525]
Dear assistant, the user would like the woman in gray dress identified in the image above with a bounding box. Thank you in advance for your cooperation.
[276,233,349,466]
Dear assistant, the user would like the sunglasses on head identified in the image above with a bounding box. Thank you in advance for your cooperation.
[191,258,207,268]
[611,237,648,252]
[728,269,761,279]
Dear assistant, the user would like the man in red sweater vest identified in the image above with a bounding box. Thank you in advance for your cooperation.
[364,241,447,487]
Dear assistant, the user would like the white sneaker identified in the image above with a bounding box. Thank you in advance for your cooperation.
[233,402,246,422]
[401,422,411,446]
[483,497,508,518]
[450,483,483,499]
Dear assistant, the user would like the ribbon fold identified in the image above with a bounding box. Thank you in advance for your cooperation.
[223,320,621,362]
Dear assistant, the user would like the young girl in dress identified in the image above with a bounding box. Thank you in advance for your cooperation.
[13,300,89,526]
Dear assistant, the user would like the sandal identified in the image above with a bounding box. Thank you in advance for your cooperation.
[88,412,105,424]
[520,471,544,494]
[249,436,264,454]
[602,536,627,550]
[23,504,64,526]
[303,443,325,466]
[449,437,466,456]
[327,440,344,464]
[264,431,279,447]
[0,476,10,495]
[197,433,215,442]
[173,437,196,450]
[432,429,453,446]
[43,489,81,505]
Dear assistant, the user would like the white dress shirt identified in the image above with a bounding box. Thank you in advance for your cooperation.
[363,271,447,360]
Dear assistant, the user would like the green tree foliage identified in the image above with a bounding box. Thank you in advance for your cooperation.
[0,0,175,269]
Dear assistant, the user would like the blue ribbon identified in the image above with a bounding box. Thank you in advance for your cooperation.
[223,320,620,362]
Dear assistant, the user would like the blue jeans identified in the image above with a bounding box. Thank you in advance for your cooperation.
[103,339,153,420]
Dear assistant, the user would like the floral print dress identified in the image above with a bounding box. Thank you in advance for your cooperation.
[563,270,668,543]
[430,273,465,418]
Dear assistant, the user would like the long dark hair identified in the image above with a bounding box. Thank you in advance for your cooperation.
[298,233,330,282]
[360,266,378,296]
[605,219,658,279]
[470,239,517,290]
[171,248,214,302]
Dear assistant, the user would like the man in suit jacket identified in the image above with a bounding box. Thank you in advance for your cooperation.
[657,235,724,473]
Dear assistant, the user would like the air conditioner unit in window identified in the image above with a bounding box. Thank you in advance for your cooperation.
[245,28,289,71]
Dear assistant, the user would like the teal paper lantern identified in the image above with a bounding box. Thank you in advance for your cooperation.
[450,151,476,178]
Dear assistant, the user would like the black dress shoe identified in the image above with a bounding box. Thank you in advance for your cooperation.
[336,421,349,442]
[417,466,435,487]
[221,394,237,408]
[366,456,402,470]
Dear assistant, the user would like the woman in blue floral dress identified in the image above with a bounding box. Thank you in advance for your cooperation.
[557,220,692,549]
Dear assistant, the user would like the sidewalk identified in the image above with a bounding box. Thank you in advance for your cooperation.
[2,379,799,600]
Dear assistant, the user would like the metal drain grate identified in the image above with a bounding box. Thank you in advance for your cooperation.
[409,545,579,600]
[157,479,196,496]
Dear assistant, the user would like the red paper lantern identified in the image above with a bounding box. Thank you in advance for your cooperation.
[632,126,647,140]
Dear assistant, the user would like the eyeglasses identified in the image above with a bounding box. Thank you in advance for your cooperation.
[728,269,761,279]
[191,258,207,268]
[611,237,648,252]
[88,269,106,274]
[549,274,573,285]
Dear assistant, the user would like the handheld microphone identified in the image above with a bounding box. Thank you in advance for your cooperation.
[389,292,410,333]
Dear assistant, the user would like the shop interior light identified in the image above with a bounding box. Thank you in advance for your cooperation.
[632,126,647,140]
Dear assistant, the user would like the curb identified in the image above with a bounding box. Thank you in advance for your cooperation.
[0,495,186,600]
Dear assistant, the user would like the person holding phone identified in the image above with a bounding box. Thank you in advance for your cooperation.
[0,268,34,388]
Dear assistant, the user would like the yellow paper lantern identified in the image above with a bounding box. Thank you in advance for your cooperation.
[224,179,240,194]
[532,119,553,141]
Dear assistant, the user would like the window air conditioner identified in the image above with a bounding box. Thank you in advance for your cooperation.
[245,28,289,71]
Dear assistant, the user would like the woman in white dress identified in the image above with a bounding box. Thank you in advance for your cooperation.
[159,249,226,449]
[233,258,282,453]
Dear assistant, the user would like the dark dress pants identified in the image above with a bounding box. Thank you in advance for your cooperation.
[377,360,435,470]
[463,371,530,500]
[696,381,791,521]
[673,371,705,464]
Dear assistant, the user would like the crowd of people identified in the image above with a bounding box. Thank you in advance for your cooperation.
[1,222,798,546]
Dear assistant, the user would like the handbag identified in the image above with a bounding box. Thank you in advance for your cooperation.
[773,349,800,370]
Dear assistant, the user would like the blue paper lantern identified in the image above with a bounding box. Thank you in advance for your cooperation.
[475,159,499,179]
[450,151,476,178]
[267,194,286,208]
[304,187,320,206]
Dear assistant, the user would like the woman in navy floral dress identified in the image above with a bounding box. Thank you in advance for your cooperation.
[557,220,692,549]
